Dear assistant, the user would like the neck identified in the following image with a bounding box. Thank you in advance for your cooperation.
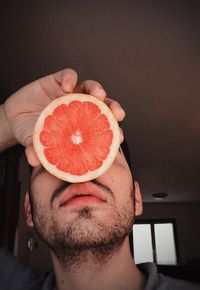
[51,237,146,290]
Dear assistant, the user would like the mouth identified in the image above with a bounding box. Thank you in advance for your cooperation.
[59,182,107,207]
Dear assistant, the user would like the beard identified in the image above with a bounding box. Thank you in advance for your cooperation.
[29,188,135,269]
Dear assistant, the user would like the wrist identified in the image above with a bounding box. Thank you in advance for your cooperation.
[0,104,17,152]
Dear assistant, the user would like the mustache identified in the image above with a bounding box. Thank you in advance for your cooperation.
[50,179,114,205]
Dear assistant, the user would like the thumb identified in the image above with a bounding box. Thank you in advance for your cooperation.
[25,145,40,166]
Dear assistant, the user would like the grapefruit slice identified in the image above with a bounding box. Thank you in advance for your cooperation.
[33,93,121,182]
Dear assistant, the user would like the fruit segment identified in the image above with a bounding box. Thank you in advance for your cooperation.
[40,100,112,174]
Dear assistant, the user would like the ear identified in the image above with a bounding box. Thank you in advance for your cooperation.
[134,181,143,216]
[24,192,34,227]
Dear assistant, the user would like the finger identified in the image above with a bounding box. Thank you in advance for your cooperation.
[119,127,124,144]
[75,80,107,101]
[54,68,78,93]
[105,98,126,122]
[25,145,41,167]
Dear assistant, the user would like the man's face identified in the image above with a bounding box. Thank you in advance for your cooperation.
[26,149,142,259]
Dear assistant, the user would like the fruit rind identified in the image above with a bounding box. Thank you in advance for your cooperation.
[33,93,121,182]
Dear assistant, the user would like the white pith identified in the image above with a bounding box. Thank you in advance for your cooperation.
[71,131,83,145]
[33,93,121,183]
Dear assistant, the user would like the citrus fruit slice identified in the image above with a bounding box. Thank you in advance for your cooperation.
[33,93,121,182]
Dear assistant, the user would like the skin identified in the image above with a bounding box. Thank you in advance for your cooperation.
[0,68,146,290]
[24,150,146,290]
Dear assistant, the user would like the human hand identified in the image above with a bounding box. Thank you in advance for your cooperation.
[2,68,125,166]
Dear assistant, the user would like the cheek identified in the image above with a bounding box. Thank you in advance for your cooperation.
[31,173,63,201]
[30,184,53,221]
[101,179,133,216]
[108,164,134,206]
[108,166,133,195]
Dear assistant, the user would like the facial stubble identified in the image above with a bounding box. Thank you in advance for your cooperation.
[29,185,135,269]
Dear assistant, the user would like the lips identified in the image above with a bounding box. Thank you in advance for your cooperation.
[59,182,106,207]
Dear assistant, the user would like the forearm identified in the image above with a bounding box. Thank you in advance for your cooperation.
[0,104,17,152]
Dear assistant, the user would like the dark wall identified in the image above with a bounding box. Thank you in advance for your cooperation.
[1,0,200,101]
